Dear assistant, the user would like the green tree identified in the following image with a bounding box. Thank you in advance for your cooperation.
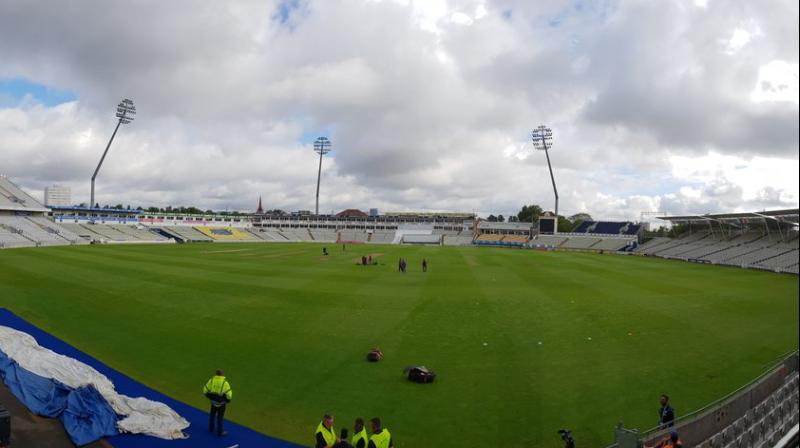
[487,214,498,222]
[557,216,574,233]
[497,214,505,222]
[517,204,543,223]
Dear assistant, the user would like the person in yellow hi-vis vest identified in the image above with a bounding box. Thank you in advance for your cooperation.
[203,369,233,436]
[367,417,393,448]
[351,418,369,448]
[315,414,337,448]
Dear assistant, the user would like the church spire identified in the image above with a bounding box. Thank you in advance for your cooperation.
[256,196,264,214]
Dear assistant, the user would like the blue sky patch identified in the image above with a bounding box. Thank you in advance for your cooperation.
[0,78,77,107]
[274,0,302,25]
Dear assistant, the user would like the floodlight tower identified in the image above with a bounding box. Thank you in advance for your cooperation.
[90,98,135,212]
[531,125,558,230]
[313,136,332,216]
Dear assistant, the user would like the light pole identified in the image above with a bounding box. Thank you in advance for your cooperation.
[531,125,558,231]
[90,98,135,212]
[313,136,331,216]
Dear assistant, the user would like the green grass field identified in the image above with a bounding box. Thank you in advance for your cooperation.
[0,243,797,447]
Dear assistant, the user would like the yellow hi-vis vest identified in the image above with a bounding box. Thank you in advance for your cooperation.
[352,427,369,447]
[370,428,391,448]
[203,376,233,402]
[316,421,336,447]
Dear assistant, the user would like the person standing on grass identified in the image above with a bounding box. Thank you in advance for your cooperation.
[203,369,233,436]
[351,418,369,448]
[367,417,393,448]
[316,414,337,448]
[659,394,675,428]
[422,258,428,272]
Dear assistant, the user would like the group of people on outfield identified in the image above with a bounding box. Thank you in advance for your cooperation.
[316,414,393,448]
[201,370,393,447]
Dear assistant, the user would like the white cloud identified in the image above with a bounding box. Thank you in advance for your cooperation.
[0,0,797,219]
[750,60,800,104]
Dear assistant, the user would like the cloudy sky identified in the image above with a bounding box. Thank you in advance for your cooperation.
[1,0,797,222]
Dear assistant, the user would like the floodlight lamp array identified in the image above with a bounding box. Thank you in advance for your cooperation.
[531,125,553,151]
[313,136,332,155]
[116,98,136,124]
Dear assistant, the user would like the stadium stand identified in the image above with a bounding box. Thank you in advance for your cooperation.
[369,230,396,243]
[640,209,800,273]
[309,229,338,242]
[195,226,259,241]
[503,235,530,244]
[0,216,74,246]
[635,220,798,273]
[0,177,86,248]
[532,235,568,247]
[107,224,168,242]
[591,238,634,251]
[0,176,49,212]
[572,220,642,236]
[0,221,35,248]
[475,234,503,242]
[338,230,368,243]
[157,226,214,242]
[635,353,799,448]
[402,234,441,244]
[560,236,601,249]
[442,231,474,246]
[27,216,82,243]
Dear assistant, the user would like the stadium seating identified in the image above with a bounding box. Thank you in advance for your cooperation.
[27,216,83,243]
[532,235,568,247]
[637,230,799,273]
[310,229,338,242]
[475,234,504,242]
[0,221,35,248]
[502,235,530,244]
[402,234,441,244]
[442,231,474,246]
[572,220,641,236]
[338,230,368,243]
[194,226,258,241]
[157,226,214,242]
[107,224,168,242]
[369,230,396,243]
[560,237,601,249]
[694,372,799,448]
[0,216,71,246]
[0,177,48,211]
[591,238,634,251]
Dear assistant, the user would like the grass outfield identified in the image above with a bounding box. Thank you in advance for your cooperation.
[0,243,797,447]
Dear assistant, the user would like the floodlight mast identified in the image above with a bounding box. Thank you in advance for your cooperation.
[90,98,135,213]
[531,125,559,232]
[313,136,332,216]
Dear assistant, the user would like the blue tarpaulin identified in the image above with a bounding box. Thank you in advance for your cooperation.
[0,348,120,445]
[61,385,120,446]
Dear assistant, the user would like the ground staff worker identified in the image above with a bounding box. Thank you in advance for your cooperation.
[203,369,233,436]
[367,418,393,448]
[316,414,337,448]
[352,418,369,448]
